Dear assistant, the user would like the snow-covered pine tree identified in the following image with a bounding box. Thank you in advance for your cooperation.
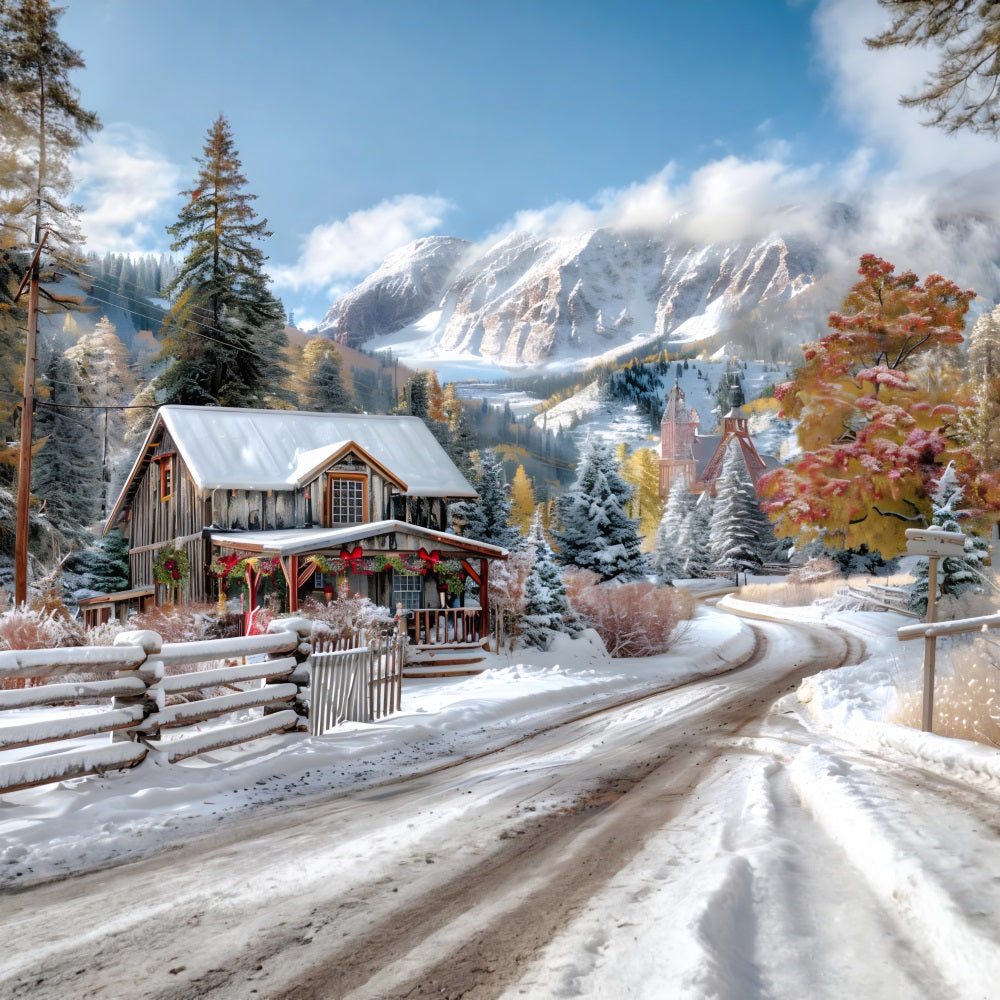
[553,437,645,580]
[31,353,102,542]
[450,450,520,549]
[709,443,768,582]
[910,464,986,615]
[520,510,573,649]
[675,491,714,578]
[651,479,695,583]
[89,530,130,593]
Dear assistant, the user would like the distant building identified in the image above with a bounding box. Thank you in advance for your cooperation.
[658,383,778,497]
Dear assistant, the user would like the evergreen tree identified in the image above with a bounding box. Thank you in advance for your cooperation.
[90,529,130,593]
[910,464,985,615]
[709,443,767,582]
[65,316,136,515]
[0,0,100,249]
[301,338,354,412]
[450,449,520,549]
[31,351,101,541]
[156,115,288,407]
[520,511,572,649]
[651,479,695,583]
[677,491,715,578]
[553,437,645,580]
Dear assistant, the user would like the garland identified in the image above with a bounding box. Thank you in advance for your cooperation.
[153,545,190,588]
[208,552,282,582]
[209,548,466,595]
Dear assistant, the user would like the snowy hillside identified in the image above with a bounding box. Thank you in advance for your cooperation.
[534,357,792,459]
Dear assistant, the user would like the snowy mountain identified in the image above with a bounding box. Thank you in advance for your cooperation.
[317,227,823,367]
[315,199,1000,371]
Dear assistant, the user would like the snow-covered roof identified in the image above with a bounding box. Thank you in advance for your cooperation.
[210,519,509,559]
[110,407,476,527]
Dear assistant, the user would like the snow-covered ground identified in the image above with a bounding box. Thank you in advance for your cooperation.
[2,597,999,998]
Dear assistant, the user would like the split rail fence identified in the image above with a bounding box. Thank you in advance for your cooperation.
[0,618,407,794]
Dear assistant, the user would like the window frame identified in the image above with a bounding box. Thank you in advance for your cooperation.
[324,472,368,526]
[156,453,175,502]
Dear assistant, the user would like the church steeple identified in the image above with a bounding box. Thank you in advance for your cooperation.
[659,382,699,496]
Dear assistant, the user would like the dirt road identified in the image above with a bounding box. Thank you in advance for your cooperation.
[6,619,995,999]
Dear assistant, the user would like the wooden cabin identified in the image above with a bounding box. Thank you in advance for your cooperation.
[104,406,509,644]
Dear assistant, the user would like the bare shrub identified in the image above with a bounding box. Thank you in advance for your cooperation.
[298,592,394,643]
[738,578,845,607]
[124,603,231,644]
[891,635,1000,747]
[0,605,83,689]
[569,580,695,657]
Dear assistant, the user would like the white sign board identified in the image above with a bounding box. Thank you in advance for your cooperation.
[904,527,967,557]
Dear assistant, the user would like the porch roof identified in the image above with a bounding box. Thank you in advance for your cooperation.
[209,519,509,559]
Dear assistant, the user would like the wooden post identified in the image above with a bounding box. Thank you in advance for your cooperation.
[479,558,490,648]
[922,555,939,733]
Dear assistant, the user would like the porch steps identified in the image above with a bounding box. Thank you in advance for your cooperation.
[403,641,489,678]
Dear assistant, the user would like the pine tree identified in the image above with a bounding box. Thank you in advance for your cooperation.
[520,512,572,650]
[156,115,288,407]
[553,437,645,580]
[709,444,767,582]
[651,479,695,583]
[90,529,130,593]
[31,351,102,541]
[677,491,714,578]
[65,316,136,515]
[910,464,985,615]
[450,450,520,549]
[0,0,100,249]
[301,338,354,412]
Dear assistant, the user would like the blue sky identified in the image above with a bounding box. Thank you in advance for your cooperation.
[59,0,1000,329]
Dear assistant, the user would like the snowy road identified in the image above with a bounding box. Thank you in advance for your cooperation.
[3,617,1000,999]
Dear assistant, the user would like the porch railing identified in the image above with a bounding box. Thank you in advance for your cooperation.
[408,606,482,645]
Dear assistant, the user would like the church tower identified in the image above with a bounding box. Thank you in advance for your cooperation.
[658,383,699,497]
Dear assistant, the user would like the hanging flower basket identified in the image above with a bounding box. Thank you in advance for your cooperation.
[153,545,191,588]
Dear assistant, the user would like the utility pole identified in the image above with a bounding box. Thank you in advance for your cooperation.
[13,230,50,607]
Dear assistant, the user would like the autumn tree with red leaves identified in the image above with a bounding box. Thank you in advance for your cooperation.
[759,254,976,557]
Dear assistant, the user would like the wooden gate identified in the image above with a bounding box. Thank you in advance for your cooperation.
[310,631,405,735]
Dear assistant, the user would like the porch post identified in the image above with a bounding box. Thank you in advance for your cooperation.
[284,555,299,613]
[479,557,490,647]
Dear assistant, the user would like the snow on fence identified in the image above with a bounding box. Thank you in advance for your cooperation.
[0,620,407,794]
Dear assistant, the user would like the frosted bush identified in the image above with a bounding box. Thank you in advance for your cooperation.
[298,592,394,643]
[489,549,534,650]
[891,634,1000,747]
[568,579,694,657]
[0,605,82,689]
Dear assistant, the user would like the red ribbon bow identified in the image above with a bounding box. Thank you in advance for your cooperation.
[339,545,364,571]
[418,547,441,567]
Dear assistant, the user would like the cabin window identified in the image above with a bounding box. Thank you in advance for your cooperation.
[156,454,175,501]
[393,571,423,610]
[326,473,367,525]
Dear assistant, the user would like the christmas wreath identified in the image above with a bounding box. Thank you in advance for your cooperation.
[153,544,191,588]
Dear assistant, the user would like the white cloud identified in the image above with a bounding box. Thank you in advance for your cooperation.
[473,0,1000,303]
[73,124,181,254]
[814,0,1000,174]
[271,194,452,296]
